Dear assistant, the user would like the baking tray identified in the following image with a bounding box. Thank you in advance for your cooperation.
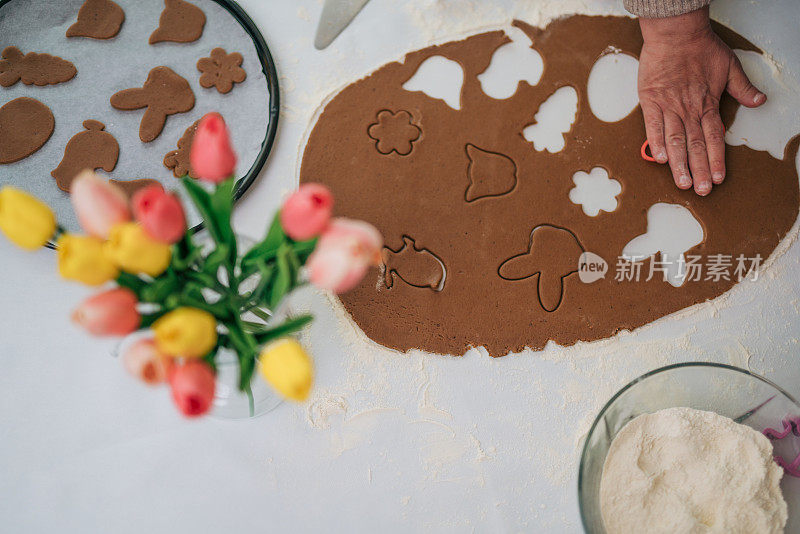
[0,0,279,246]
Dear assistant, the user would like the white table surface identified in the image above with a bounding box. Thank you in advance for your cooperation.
[1,1,799,532]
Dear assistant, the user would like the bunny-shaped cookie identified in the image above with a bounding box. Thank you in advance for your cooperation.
[110,66,194,142]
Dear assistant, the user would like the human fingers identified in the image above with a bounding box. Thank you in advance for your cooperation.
[684,116,712,196]
[664,112,691,190]
[641,100,668,163]
[727,54,766,108]
[701,109,726,184]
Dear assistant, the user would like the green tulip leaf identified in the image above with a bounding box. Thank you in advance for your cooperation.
[269,246,292,309]
[241,213,285,269]
[253,314,313,345]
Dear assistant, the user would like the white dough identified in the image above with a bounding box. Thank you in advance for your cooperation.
[600,407,787,534]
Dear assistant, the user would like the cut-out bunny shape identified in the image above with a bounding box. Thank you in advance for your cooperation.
[110,66,194,142]
[499,225,584,312]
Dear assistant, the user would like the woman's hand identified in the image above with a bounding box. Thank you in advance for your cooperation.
[638,7,765,195]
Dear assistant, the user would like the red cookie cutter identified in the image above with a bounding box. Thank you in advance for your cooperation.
[641,126,726,162]
[763,417,800,478]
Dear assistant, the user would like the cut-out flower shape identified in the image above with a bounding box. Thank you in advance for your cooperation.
[367,110,421,156]
[197,48,246,94]
[568,167,621,216]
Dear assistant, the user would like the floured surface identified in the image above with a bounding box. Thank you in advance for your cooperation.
[3,2,800,533]
[300,15,800,356]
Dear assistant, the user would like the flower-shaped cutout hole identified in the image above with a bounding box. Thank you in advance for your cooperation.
[402,55,464,110]
[368,110,421,156]
[522,86,578,153]
[622,203,704,288]
[569,167,621,216]
[498,224,585,312]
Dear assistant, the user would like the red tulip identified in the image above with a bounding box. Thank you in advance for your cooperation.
[122,338,171,385]
[72,287,141,336]
[132,184,187,244]
[280,183,333,241]
[71,170,131,238]
[169,361,216,417]
[307,218,383,294]
[189,112,236,183]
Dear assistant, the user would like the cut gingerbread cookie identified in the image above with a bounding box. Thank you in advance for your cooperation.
[197,48,246,94]
[66,0,125,40]
[465,144,517,202]
[0,46,76,87]
[367,110,421,156]
[382,236,446,291]
[0,97,55,164]
[51,120,119,192]
[163,119,199,178]
[149,0,206,44]
[110,66,195,143]
[498,225,585,312]
[110,179,162,198]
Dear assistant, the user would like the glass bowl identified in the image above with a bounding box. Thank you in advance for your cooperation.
[578,362,800,533]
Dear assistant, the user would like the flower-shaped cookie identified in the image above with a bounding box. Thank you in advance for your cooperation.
[197,48,246,94]
[367,110,421,156]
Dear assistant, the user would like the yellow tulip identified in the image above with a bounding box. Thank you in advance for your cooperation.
[57,234,119,286]
[153,307,218,358]
[104,222,172,277]
[258,338,313,401]
[0,186,56,250]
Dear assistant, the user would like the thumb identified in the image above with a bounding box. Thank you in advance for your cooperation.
[727,55,766,108]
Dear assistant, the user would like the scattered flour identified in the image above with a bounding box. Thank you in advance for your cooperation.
[600,407,787,534]
[271,1,800,529]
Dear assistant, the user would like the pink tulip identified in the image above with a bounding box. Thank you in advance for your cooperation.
[169,361,216,417]
[280,183,333,241]
[307,218,383,294]
[71,170,131,238]
[122,338,171,385]
[72,287,141,336]
[132,184,187,244]
[189,112,236,183]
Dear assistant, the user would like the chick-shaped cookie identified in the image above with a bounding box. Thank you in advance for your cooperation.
[110,66,195,143]
[149,0,205,44]
[66,0,125,40]
[51,120,119,192]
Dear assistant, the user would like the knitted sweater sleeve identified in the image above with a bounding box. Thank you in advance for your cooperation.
[623,0,712,18]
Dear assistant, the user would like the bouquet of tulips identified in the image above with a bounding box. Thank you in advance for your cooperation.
[0,113,382,417]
